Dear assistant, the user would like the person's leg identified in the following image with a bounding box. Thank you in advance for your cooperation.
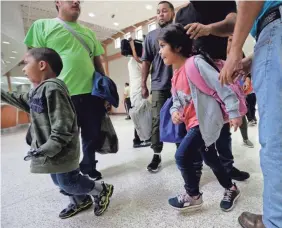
[133,129,142,145]
[56,169,114,217]
[125,98,131,119]
[250,15,282,228]
[147,90,171,172]
[168,126,204,211]
[71,94,105,180]
[246,93,257,125]
[200,144,240,212]
[240,116,254,148]
[216,123,250,181]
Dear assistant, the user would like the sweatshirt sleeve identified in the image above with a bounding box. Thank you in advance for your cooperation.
[170,92,182,115]
[39,87,76,157]
[194,56,240,119]
[1,89,30,113]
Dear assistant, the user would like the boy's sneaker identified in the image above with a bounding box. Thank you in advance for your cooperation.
[248,120,256,126]
[133,141,151,148]
[168,193,203,212]
[243,139,254,148]
[94,182,114,216]
[220,183,241,212]
[147,154,161,172]
[59,196,93,219]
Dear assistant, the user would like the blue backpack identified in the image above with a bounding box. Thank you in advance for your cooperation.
[160,97,187,143]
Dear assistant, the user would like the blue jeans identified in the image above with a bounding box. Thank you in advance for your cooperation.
[252,7,282,228]
[175,126,232,196]
[192,123,234,183]
[71,94,105,175]
[51,169,97,200]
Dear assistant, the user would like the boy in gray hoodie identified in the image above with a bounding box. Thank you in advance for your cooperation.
[1,48,114,219]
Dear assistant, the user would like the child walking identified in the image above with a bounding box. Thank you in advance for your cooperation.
[1,48,114,219]
[158,24,242,212]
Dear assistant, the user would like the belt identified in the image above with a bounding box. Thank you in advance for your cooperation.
[257,5,281,39]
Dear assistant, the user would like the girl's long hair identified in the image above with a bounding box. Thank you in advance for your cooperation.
[158,23,220,72]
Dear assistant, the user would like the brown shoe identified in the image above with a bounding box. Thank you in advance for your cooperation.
[238,212,265,228]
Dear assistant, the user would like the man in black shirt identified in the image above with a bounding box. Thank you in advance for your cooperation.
[175,1,250,182]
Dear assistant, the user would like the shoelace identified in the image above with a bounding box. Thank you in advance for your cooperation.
[223,189,233,202]
[177,193,192,204]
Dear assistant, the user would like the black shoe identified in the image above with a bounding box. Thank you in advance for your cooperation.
[133,141,151,148]
[229,167,250,181]
[59,196,93,219]
[220,183,241,212]
[94,182,114,216]
[125,116,131,120]
[147,154,161,173]
[88,169,102,181]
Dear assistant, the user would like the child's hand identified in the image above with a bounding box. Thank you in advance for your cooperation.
[230,117,242,132]
[172,112,183,124]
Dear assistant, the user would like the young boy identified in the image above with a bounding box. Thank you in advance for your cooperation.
[1,48,114,219]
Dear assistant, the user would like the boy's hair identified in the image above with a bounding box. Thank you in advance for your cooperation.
[28,48,63,77]
[158,23,193,58]
[158,1,174,11]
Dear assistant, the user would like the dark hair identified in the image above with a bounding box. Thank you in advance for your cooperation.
[158,23,193,58]
[28,48,63,77]
[158,24,220,72]
[158,1,174,11]
[125,83,129,86]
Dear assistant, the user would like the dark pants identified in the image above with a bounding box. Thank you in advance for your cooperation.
[239,115,249,140]
[193,123,234,180]
[124,98,131,117]
[151,90,171,153]
[246,93,257,121]
[176,126,232,196]
[133,129,142,144]
[71,94,105,175]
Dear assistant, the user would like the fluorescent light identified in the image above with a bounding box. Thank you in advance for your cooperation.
[145,4,153,10]
[88,12,95,17]
[6,61,11,64]
[13,82,26,85]
[113,22,119,26]
[12,51,18,54]
[14,77,29,80]
[9,57,16,59]
[2,41,10,44]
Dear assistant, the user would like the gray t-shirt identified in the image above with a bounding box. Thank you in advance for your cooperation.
[142,28,173,91]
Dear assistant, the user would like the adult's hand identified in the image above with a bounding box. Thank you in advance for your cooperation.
[219,49,243,85]
[141,85,149,99]
[230,117,242,132]
[185,23,211,40]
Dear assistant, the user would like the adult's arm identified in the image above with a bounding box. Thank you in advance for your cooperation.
[93,56,106,75]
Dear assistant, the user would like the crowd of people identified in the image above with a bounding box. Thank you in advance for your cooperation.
[1,1,281,228]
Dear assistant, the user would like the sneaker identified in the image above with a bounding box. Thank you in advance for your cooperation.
[133,141,151,148]
[243,139,254,148]
[147,154,161,172]
[229,167,250,181]
[88,169,102,181]
[59,196,93,219]
[94,182,114,216]
[125,116,131,120]
[220,183,241,212]
[248,120,256,126]
[168,193,203,212]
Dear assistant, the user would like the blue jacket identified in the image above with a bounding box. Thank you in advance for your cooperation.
[91,71,119,108]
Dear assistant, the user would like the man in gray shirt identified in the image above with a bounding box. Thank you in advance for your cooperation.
[142,1,174,172]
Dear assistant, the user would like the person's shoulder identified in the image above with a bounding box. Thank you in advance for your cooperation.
[32,18,57,27]
[43,79,70,95]
[176,3,190,14]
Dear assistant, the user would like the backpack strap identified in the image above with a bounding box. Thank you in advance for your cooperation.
[185,56,216,97]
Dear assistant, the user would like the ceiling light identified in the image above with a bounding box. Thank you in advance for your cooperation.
[12,51,18,54]
[14,77,29,80]
[13,82,26,85]
[113,22,119,26]
[145,4,153,10]
[2,41,10,44]
[9,57,16,59]
[88,12,95,17]
[6,61,11,64]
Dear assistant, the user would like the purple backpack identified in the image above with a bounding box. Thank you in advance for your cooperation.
[185,56,247,121]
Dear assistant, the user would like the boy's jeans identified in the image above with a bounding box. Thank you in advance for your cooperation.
[252,7,282,228]
[175,126,232,196]
[51,169,101,201]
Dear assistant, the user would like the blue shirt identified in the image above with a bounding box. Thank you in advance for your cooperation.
[250,1,282,37]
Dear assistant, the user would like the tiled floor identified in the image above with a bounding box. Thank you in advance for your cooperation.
[1,116,263,228]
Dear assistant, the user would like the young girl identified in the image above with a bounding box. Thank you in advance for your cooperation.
[158,24,242,212]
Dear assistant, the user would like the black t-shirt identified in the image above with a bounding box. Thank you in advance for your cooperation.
[175,1,237,60]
